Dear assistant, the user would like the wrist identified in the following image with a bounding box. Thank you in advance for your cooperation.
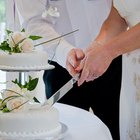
[103,42,119,60]
[93,40,104,46]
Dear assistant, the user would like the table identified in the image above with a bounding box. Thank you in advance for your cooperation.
[54,103,113,140]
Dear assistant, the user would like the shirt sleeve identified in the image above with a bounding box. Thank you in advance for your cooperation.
[55,40,74,68]
[15,0,75,68]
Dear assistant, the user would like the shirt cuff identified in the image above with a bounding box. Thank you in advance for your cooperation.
[55,40,75,68]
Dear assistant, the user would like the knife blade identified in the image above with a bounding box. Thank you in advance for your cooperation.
[41,74,79,108]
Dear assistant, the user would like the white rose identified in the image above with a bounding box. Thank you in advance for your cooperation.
[8,31,27,48]
[20,88,35,102]
[6,97,28,112]
[48,6,60,17]
[19,38,34,53]
[1,85,21,99]
[24,90,35,102]
[1,86,29,112]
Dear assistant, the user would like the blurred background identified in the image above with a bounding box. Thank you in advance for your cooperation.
[0,0,6,92]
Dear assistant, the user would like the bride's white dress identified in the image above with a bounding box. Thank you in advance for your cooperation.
[113,0,140,140]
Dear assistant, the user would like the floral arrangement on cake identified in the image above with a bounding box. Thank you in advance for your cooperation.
[0,29,42,53]
[0,76,40,113]
[0,29,78,54]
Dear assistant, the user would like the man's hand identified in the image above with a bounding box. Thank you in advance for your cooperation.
[66,48,85,77]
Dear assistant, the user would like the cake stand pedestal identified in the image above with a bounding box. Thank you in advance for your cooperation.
[18,72,29,85]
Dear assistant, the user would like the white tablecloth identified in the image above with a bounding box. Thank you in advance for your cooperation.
[54,103,113,140]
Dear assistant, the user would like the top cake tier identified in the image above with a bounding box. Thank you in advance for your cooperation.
[0,51,54,71]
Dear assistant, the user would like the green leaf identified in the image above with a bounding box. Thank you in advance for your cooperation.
[0,101,5,110]
[29,75,32,81]
[0,102,6,109]
[2,107,10,113]
[6,29,13,35]
[28,78,39,91]
[21,28,25,32]
[12,46,22,53]
[33,97,40,103]
[12,78,18,84]
[29,35,42,40]
[23,81,28,89]
[12,79,23,89]
[12,76,39,91]
[0,41,11,51]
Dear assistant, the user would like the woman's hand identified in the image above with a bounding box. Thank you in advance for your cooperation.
[77,45,113,86]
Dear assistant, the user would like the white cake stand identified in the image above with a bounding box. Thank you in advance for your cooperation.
[0,64,55,72]
[0,64,55,84]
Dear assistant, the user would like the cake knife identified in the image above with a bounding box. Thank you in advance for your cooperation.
[41,74,79,108]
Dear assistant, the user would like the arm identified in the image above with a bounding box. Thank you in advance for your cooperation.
[15,0,81,68]
[95,7,140,57]
[93,6,128,45]
[78,6,129,86]
[66,6,127,78]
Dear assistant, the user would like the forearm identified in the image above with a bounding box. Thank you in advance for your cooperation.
[95,6,128,45]
[15,0,75,66]
[104,22,140,59]
[27,19,74,67]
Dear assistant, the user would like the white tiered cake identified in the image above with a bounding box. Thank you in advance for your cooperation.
[0,30,55,71]
[0,106,61,138]
[0,51,48,68]
[0,30,62,139]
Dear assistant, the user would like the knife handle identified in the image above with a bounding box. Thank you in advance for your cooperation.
[73,73,80,83]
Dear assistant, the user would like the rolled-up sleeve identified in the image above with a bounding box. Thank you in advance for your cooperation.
[15,0,74,68]
[56,40,74,68]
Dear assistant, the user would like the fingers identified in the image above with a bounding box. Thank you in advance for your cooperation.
[75,48,85,60]
[66,48,85,77]
[67,49,78,68]
[67,49,84,68]
[86,73,100,82]
[67,61,79,77]
[78,67,89,86]
[77,53,101,86]
[78,67,100,86]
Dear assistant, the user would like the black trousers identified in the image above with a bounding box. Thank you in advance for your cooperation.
[43,56,122,140]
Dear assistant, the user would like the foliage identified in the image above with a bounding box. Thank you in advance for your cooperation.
[0,76,40,113]
[0,29,42,53]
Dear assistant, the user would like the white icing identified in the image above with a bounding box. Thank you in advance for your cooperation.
[0,51,48,67]
[0,50,61,138]
[0,107,61,138]
[0,64,54,71]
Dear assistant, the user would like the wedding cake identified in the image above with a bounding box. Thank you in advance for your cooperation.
[0,106,61,138]
[0,30,49,70]
[0,30,62,139]
[0,51,48,68]
[0,76,62,139]
[0,107,61,138]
